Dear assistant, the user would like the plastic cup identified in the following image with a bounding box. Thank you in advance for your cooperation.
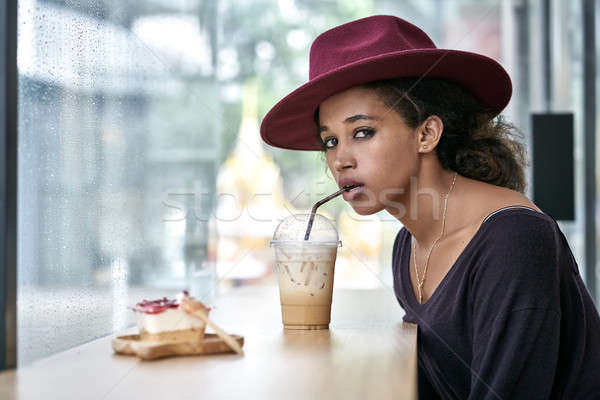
[270,214,340,330]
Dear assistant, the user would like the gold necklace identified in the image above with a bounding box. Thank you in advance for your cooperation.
[411,171,457,304]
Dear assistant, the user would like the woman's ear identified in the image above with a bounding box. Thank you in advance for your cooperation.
[417,115,443,152]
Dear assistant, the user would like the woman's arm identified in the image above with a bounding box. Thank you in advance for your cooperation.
[469,308,560,399]
[468,215,562,399]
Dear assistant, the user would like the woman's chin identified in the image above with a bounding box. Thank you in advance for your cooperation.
[349,203,382,216]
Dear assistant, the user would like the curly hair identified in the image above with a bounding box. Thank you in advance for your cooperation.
[314,77,529,193]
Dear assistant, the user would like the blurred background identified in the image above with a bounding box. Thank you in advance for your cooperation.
[12,0,597,364]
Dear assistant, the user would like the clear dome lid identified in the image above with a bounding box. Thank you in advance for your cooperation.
[270,213,340,246]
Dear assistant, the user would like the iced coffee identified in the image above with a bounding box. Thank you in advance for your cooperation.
[271,214,340,330]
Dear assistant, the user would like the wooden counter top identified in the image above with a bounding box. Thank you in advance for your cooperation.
[0,286,417,399]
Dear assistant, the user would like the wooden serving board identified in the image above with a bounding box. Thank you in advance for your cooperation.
[112,333,244,360]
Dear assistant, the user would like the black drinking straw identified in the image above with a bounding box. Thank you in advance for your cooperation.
[303,185,358,240]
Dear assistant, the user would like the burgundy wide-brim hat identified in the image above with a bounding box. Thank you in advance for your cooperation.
[260,15,512,151]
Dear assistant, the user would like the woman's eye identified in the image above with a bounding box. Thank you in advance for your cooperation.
[354,128,375,138]
[322,129,373,150]
[323,137,338,149]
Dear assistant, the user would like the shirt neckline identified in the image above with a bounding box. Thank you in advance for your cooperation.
[402,206,547,309]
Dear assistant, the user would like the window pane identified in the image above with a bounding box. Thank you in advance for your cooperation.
[17,0,220,364]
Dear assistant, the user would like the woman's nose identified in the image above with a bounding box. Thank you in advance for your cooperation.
[333,144,356,172]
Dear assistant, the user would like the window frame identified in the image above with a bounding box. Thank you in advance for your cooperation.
[1,0,18,370]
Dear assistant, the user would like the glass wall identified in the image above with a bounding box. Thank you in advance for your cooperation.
[17,0,222,364]
[15,0,595,364]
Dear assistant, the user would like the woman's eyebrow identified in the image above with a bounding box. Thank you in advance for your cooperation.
[319,114,381,133]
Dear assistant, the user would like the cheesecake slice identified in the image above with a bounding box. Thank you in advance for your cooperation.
[133,290,210,343]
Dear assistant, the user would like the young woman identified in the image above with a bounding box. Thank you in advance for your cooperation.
[260,15,600,399]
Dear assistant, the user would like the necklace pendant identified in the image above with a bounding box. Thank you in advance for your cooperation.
[417,282,424,303]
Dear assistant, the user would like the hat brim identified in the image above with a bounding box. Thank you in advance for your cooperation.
[260,48,512,151]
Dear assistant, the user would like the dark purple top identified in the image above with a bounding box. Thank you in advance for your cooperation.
[392,206,600,399]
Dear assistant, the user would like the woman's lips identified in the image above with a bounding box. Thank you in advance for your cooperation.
[342,185,364,201]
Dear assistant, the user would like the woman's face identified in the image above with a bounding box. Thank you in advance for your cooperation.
[318,86,420,215]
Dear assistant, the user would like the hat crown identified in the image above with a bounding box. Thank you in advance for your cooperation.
[309,15,436,80]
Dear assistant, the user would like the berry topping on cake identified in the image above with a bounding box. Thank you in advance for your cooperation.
[132,291,210,315]
[133,297,179,314]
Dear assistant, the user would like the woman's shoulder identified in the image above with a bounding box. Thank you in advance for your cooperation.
[478,203,556,242]
[467,207,574,317]
[470,206,566,287]
[460,176,543,216]
[456,181,561,276]
[458,178,552,243]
